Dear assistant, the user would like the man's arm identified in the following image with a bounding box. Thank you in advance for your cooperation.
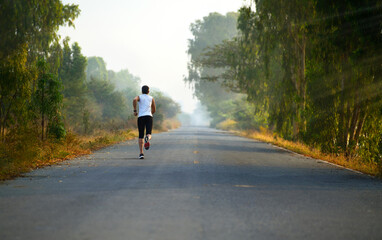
[151,98,156,114]
[133,96,139,116]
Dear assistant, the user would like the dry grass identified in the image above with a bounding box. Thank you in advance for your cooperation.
[0,129,136,181]
[157,118,181,132]
[0,118,182,181]
[238,129,380,177]
[217,119,237,131]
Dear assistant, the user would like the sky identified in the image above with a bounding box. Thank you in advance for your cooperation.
[59,0,247,113]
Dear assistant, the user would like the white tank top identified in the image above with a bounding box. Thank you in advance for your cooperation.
[138,94,153,117]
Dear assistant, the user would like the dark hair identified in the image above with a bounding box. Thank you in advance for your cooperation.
[142,85,149,94]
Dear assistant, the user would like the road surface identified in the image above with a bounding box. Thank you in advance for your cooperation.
[0,127,381,240]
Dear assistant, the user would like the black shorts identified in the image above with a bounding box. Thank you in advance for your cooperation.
[137,116,153,139]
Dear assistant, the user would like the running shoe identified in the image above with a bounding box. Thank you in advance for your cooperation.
[139,153,144,159]
[144,136,150,150]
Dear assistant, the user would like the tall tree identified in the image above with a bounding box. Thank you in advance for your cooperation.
[59,40,88,133]
[0,0,79,139]
[108,69,141,115]
[34,59,64,140]
[186,12,245,127]
[86,57,108,82]
[315,0,382,155]
[197,1,382,163]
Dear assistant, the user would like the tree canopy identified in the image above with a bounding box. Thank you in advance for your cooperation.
[0,0,80,139]
[188,1,382,164]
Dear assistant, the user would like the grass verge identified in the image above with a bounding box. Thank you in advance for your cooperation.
[0,129,136,181]
[0,118,182,181]
[237,129,381,177]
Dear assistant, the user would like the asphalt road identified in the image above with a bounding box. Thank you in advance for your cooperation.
[0,127,381,240]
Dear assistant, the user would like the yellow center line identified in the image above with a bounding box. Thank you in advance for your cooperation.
[234,185,256,188]
[193,160,199,164]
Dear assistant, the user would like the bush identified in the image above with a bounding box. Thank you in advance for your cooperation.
[217,119,237,130]
[48,118,66,140]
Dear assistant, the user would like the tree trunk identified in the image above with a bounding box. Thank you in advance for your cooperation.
[344,102,351,154]
[41,85,45,141]
[354,109,367,148]
[299,37,306,133]
[289,55,299,139]
[0,102,3,141]
[348,103,360,145]
[1,93,17,142]
[0,124,3,142]
[338,73,346,150]
[293,107,299,139]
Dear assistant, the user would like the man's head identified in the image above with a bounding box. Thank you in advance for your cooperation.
[142,85,149,94]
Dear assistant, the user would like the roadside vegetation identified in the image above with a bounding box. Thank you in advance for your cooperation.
[185,1,382,177]
[245,129,380,177]
[0,130,136,180]
[0,1,180,180]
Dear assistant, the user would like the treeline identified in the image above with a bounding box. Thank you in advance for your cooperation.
[186,1,382,167]
[62,46,140,134]
[0,1,79,141]
[64,52,180,134]
[0,1,180,177]
[185,12,264,129]
[0,1,180,139]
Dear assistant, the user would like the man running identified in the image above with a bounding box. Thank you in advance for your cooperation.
[133,85,156,159]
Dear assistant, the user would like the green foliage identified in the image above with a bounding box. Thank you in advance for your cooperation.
[186,12,254,128]
[0,47,33,138]
[186,11,270,130]
[188,12,238,63]
[48,117,66,140]
[83,56,180,133]
[109,69,141,115]
[232,97,268,130]
[108,69,141,92]
[87,77,128,121]
[84,57,143,132]
[0,0,188,179]
[0,1,78,175]
[0,0,79,62]
[0,0,79,140]
[59,40,88,133]
[193,1,382,165]
[151,91,181,127]
[87,57,108,82]
[34,59,64,140]
[0,126,41,171]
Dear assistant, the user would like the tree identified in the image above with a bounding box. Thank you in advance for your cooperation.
[86,57,108,82]
[151,91,181,127]
[34,59,64,140]
[109,69,141,115]
[0,47,32,139]
[59,41,88,133]
[108,69,140,92]
[0,0,79,139]
[186,12,247,127]
[0,0,79,62]
[196,1,382,164]
[311,0,382,155]
[87,77,128,123]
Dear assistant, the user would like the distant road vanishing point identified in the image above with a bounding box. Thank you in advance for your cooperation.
[1,127,382,240]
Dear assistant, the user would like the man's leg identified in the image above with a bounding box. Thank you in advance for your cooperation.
[146,116,153,140]
[144,117,153,150]
[139,138,144,154]
[137,117,145,156]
